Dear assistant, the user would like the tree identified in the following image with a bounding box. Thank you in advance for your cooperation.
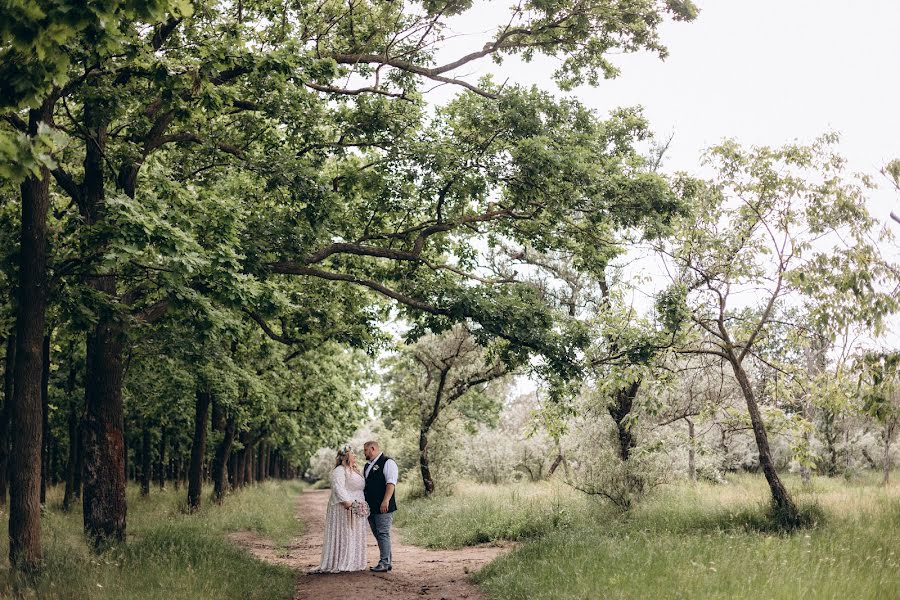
[660,136,898,523]
[386,325,508,495]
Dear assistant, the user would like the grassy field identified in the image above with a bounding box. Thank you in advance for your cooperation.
[0,480,304,600]
[395,473,900,600]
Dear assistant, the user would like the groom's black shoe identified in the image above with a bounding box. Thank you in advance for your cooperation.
[370,564,390,573]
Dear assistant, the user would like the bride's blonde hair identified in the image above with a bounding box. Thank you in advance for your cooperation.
[334,444,355,468]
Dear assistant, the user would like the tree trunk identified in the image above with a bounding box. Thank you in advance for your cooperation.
[0,332,15,507]
[188,389,211,512]
[79,104,130,547]
[212,415,236,502]
[63,396,79,510]
[687,417,697,482]
[256,442,266,483]
[607,380,641,461]
[140,426,151,496]
[51,436,61,486]
[73,401,84,502]
[243,442,254,485]
[173,454,181,491]
[62,345,80,511]
[40,334,50,505]
[234,449,244,488]
[82,318,128,546]
[157,428,166,490]
[820,408,839,476]
[730,358,797,517]
[9,102,54,571]
[884,421,894,486]
[247,442,256,484]
[419,428,435,496]
[548,450,569,478]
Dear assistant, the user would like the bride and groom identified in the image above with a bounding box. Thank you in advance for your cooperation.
[318,440,398,573]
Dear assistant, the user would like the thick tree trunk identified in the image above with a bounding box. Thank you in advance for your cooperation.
[79,104,129,546]
[419,428,435,496]
[9,103,54,570]
[0,332,15,507]
[140,426,151,496]
[687,418,697,482]
[212,415,236,502]
[40,335,50,505]
[188,389,211,511]
[607,380,641,462]
[730,358,797,517]
[82,318,128,546]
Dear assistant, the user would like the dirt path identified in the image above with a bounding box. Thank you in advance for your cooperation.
[230,489,508,600]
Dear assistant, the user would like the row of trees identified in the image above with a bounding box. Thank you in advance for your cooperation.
[0,0,701,574]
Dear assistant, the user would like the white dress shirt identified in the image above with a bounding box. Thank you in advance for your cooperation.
[365,452,398,485]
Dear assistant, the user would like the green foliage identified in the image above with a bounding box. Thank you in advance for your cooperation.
[384,325,509,436]
[857,351,900,424]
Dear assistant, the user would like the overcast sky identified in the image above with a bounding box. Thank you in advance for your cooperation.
[435,0,900,217]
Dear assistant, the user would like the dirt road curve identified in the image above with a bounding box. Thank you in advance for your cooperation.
[229,489,507,600]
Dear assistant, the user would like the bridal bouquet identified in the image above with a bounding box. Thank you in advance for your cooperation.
[350,500,370,519]
[348,499,369,526]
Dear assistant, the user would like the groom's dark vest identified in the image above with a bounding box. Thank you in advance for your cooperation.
[364,454,398,513]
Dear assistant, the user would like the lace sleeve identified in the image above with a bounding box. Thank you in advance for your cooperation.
[330,467,351,503]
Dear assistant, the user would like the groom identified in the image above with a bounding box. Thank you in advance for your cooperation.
[363,440,398,573]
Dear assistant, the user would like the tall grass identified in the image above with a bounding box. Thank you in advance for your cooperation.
[397,474,900,599]
[0,480,304,599]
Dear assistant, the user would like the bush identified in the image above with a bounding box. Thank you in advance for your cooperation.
[568,451,667,511]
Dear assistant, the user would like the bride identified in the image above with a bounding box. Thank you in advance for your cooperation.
[318,444,368,572]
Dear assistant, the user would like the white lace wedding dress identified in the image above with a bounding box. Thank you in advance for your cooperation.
[318,466,367,572]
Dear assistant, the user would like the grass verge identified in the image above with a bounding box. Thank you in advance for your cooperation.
[396,474,900,599]
[0,480,304,600]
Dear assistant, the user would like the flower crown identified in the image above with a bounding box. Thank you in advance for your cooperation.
[337,443,353,456]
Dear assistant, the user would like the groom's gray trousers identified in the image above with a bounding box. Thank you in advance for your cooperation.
[368,512,393,566]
